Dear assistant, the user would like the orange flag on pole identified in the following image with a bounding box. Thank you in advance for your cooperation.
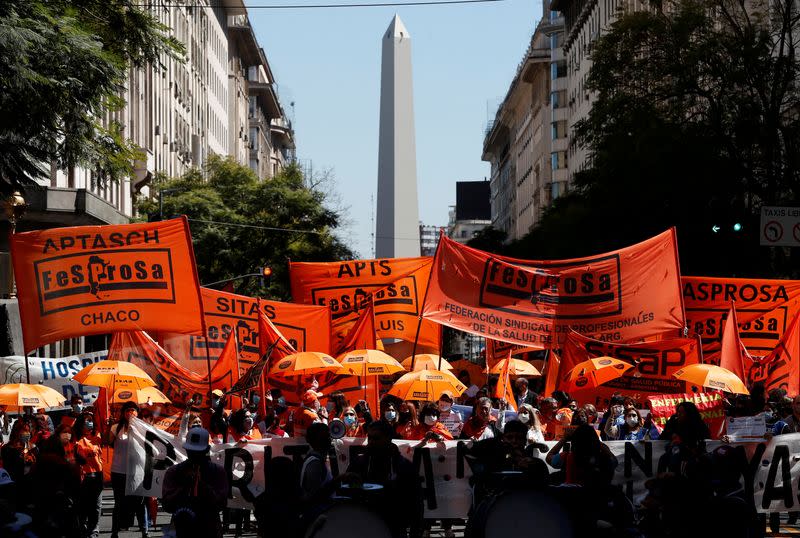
[338,299,377,354]
[257,300,297,416]
[544,351,561,400]
[494,351,517,411]
[217,329,242,409]
[748,310,800,395]
[720,302,751,384]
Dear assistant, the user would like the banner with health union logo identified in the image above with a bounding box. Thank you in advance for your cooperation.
[11,217,204,352]
[422,230,685,347]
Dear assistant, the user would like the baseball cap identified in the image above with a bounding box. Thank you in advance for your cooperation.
[439,391,454,401]
[183,427,211,452]
[302,390,320,406]
[0,468,13,486]
[211,389,225,398]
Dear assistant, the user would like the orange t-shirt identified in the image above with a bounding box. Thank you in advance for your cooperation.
[294,407,320,438]
[75,435,103,478]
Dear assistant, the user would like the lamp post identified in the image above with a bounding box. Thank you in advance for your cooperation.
[3,191,26,298]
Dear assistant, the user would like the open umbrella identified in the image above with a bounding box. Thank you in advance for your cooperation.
[112,386,171,405]
[400,354,453,371]
[268,352,345,378]
[0,383,66,410]
[388,369,467,401]
[489,358,542,377]
[673,364,749,395]
[563,357,633,391]
[337,349,404,377]
[73,360,156,391]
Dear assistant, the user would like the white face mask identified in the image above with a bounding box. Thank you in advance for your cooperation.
[438,402,451,412]
[518,412,530,424]
[424,415,437,426]
[385,410,397,421]
[626,417,639,428]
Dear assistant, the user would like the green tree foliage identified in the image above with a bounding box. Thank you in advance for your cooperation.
[466,226,508,253]
[514,0,800,276]
[0,0,181,192]
[136,156,354,299]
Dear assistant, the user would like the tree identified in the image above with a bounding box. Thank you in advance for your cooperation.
[0,0,181,192]
[518,0,800,276]
[466,226,508,254]
[136,156,354,299]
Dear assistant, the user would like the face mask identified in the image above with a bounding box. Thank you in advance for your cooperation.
[424,415,437,426]
[518,413,530,424]
[85,421,94,431]
[344,416,357,427]
[385,410,397,421]
[438,402,451,412]
[626,417,639,428]
[60,433,72,443]
[72,404,83,414]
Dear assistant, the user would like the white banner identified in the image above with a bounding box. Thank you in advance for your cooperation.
[0,350,108,406]
[124,419,800,517]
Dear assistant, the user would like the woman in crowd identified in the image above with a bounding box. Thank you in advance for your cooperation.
[613,408,660,441]
[378,399,401,438]
[327,391,349,419]
[460,397,505,441]
[73,412,103,538]
[437,391,463,438]
[403,402,453,441]
[341,406,366,437]
[395,401,419,438]
[228,408,260,442]
[1,420,36,484]
[109,402,148,538]
[516,403,546,445]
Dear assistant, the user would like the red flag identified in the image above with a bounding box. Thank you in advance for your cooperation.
[257,301,297,416]
[494,352,517,411]
[749,310,800,395]
[94,387,109,431]
[217,329,242,409]
[338,299,377,354]
[544,352,561,399]
[720,302,751,383]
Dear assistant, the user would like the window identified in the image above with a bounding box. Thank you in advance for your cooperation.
[550,90,567,109]
[551,60,567,80]
[551,151,567,170]
[551,120,567,140]
[551,181,568,200]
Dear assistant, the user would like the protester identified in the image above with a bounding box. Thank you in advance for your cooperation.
[582,403,599,427]
[516,403,546,445]
[772,394,800,434]
[0,420,36,484]
[32,409,54,446]
[294,390,327,439]
[403,402,453,442]
[514,377,538,408]
[327,391,349,418]
[395,401,419,438]
[256,403,288,438]
[460,397,505,441]
[162,428,229,538]
[73,413,103,538]
[109,402,148,538]
[600,394,627,441]
[378,399,401,438]
[612,408,660,441]
[537,397,558,441]
[341,405,366,437]
[0,405,8,443]
[208,389,228,441]
[437,391,464,437]
[228,408,260,442]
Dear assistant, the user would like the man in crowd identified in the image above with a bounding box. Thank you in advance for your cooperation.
[538,397,558,441]
[294,390,327,439]
[514,377,538,408]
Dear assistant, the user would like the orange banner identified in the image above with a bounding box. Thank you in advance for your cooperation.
[647,391,725,439]
[682,276,800,362]
[160,287,331,371]
[289,257,440,350]
[747,310,800,396]
[423,230,685,347]
[11,217,204,353]
[560,330,701,407]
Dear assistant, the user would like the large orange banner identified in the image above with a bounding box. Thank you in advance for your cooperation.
[682,276,800,362]
[559,330,701,407]
[423,230,685,347]
[289,257,440,350]
[160,288,331,371]
[747,310,800,396]
[11,217,204,353]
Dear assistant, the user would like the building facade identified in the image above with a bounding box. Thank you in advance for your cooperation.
[448,181,491,243]
[482,3,567,242]
[419,224,445,256]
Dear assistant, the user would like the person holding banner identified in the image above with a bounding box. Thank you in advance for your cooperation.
[73,413,103,538]
[295,390,327,439]
[395,401,419,439]
[516,404,546,445]
[437,392,463,438]
[108,402,148,538]
[610,409,659,441]
[402,403,453,442]
[377,399,402,439]
[460,397,505,441]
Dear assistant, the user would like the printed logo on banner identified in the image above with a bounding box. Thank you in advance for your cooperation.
[310,276,421,320]
[35,249,176,316]
[199,320,305,364]
[278,360,291,370]
[687,306,788,356]
[477,255,622,319]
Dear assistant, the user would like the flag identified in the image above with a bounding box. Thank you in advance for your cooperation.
[544,352,561,399]
[748,310,800,395]
[720,302,751,383]
[257,301,297,416]
[494,352,517,411]
[217,328,242,409]
[337,298,377,354]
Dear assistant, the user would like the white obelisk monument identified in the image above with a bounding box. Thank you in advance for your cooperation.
[376,15,420,258]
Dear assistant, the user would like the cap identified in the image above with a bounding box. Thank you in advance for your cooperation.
[302,389,320,406]
[0,468,13,486]
[211,389,225,398]
[439,391,454,401]
[183,427,211,452]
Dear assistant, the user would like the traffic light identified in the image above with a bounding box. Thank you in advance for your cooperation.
[260,266,272,287]
[732,222,743,232]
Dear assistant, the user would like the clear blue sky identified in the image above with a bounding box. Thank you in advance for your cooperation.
[249,0,543,258]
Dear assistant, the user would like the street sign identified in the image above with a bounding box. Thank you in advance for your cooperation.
[760,206,800,246]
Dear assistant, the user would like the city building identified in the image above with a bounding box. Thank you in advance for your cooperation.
[448,181,491,243]
[419,224,445,256]
[482,2,567,241]
[0,0,294,357]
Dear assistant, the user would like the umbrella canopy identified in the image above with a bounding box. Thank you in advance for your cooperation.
[269,352,345,377]
[563,357,633,391]
[388,369,467,401]
[489,358,542,377]
[0,383,66,410]
[401,354,453,371]
[337,349,404,376]
[73,360,156,391]
[673,364,749,395]
[112,386,171,405]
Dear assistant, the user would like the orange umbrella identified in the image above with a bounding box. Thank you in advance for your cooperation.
[563,357,633,391]
[269,352,345,377]
[489,358,542,377]
[401,354,453,371]
[73,360,156,391]
[388,369,467,401]
[673,364,749,395]
[0,383,66,411]
[337,349,404,377]
[112,386,171,405]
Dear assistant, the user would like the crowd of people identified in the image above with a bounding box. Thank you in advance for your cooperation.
[0,373,796,537]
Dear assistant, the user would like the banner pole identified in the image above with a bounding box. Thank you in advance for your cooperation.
[24,351,31,384]
[203,335,214,404]
[696,333,705,364]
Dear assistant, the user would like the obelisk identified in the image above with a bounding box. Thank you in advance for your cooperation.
[376,15,420,258]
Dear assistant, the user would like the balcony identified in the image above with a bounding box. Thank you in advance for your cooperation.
[21,187,129,228]
[248,80,281,118]
[270,118,295,150]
